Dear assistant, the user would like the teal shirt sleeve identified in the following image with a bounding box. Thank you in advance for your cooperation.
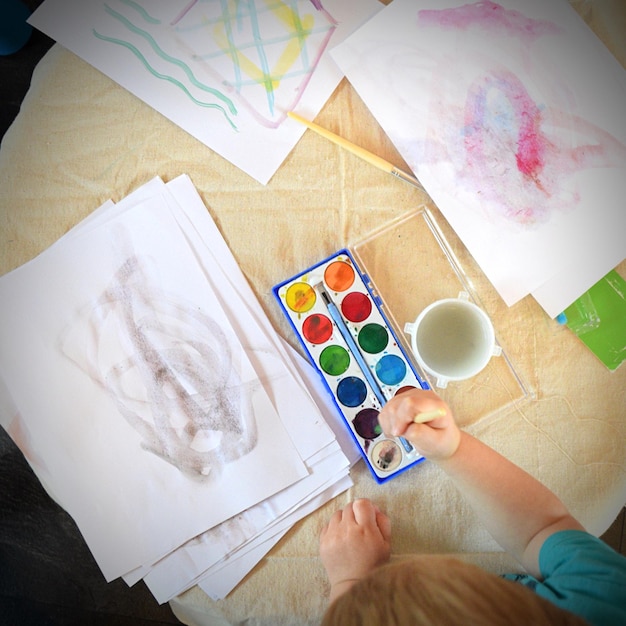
[504,529,626,626]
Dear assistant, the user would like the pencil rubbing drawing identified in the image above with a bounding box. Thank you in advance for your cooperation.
[61,254,258,481]
[411,1,626,227]
[93,0,338,129]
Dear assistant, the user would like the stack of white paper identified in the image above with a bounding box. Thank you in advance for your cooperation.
[0,175,359,602]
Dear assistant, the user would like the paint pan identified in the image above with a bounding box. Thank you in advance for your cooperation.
[273,250,429,483]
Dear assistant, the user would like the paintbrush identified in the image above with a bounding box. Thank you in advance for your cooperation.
[288,112,425,192]
[413,408,447,424]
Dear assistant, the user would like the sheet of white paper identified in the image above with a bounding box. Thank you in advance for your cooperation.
[198,473,353,600]
[28,0,382,184]
[201,527,291,601]
[121,435,346,585]
[160,180,338,457]
[142,447,350,602]
[531,218,626,317]
[0,193,311,581]
[163,175,360,462]
[48,176,342,469]
[331,0,626,312]
[51,177,351,599]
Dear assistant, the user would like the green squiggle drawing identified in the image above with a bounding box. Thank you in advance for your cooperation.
[104,3,237,115]
[92,29,238,131]
[119,0,161,24]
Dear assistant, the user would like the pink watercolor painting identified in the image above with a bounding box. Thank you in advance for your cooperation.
[332,0,626,314]
[414,1,626,227]
[430,63,626,227]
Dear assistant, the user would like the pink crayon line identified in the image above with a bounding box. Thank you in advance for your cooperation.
[170,0,198,26]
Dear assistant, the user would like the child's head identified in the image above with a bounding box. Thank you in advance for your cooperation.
[321,555,587,626]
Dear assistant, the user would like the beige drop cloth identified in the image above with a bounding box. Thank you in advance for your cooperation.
[1,1,625,625]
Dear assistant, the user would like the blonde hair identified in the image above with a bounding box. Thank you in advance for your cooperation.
[322,555,588,626]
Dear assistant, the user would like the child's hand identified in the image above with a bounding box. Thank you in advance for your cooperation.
[319,499,391,602]
[378,389,461,461]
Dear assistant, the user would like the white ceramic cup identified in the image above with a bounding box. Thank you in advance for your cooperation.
[404,292,501,388]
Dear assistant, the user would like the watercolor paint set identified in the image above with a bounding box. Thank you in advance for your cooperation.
[273,208,531,483]
[273,249,430,483]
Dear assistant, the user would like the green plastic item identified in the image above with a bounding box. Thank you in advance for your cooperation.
[561,270,626,371]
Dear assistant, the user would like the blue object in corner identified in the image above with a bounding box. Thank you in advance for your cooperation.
[0,0,32,56]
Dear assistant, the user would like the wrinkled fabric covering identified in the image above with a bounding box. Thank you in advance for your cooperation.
[1,1,624,624]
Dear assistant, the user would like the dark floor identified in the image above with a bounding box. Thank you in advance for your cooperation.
[1,3,624,626]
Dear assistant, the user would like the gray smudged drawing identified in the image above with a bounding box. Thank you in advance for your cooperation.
[62,254,258,480]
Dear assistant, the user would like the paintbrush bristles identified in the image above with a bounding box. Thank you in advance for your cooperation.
[413,408,447,424]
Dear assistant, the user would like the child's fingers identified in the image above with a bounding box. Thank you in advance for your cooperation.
[352,498,377,527]
[380,390,450,437]
[375,509,392,541]
[341,501,357,523]
[322,499,388,535]
[320,507,344,536]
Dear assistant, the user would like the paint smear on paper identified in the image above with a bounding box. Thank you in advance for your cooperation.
[211,3,316,116]
[172,0,339,127]
[413,1,626,227]
[61,253,258,481]
[418,0,561,43]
